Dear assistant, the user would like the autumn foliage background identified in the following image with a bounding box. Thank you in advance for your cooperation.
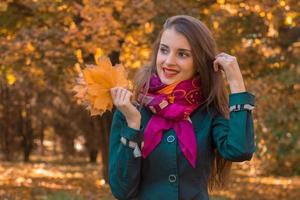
[0,0,299,199]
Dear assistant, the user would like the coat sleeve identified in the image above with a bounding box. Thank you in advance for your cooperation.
[108,109,142,200]
[212,92,256,162]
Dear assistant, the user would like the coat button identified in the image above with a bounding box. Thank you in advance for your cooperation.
[168,174,176,183]
[167,135,175,143]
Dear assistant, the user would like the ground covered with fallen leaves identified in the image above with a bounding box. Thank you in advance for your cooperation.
[0,157,299,200]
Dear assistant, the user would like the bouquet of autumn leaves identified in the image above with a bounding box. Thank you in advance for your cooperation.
[73,57,129,116]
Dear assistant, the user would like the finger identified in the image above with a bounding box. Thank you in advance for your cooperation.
[123,90,132,103]
[120,88,128,103]
[213,57,223,72]
[215,52,229,58]
[215,52,225,58]
[112,87,120,105]
[115,88,123,105]
[110,88,117,104]
[110,88,114,98]
[119,88,129,105]
[213,60,218,72]
[217,53,236,63]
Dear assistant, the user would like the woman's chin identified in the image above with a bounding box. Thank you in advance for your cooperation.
[160,76,177,85]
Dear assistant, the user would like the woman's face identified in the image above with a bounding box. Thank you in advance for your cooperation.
[156,27,195,85]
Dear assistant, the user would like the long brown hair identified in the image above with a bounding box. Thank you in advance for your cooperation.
[133,15,232,190]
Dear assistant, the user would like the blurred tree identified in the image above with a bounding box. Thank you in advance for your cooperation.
[0,0,77,161]
[0,0,299,176]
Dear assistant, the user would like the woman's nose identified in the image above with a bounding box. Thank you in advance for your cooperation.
[165,52,176,66]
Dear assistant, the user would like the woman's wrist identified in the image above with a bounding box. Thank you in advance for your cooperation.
[127,120,141,130]
[228,79,246,94]
[126,115,141,130]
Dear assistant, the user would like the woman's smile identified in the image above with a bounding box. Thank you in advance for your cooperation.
[162,66,180,78]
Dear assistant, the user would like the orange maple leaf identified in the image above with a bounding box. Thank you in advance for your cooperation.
[73,57,129,116]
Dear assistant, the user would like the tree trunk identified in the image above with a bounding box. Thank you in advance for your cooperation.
[99,111,112,182]
[89,149,98,163]
[23,140,32,162]
[40,119,45,155]
[1,81,13,161]
[23,94,34,162]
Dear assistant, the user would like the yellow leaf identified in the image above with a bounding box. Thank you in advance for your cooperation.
[26,42,35,52]
[94,48,104,64]
[144,22,154,33]
[6,71,16,85]
[217,0,225,5]
[73,56,129,116]
[75,49,83,63]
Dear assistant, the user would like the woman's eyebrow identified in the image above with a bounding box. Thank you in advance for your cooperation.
[178,48,191,52]
[160,43,191,52]
[160,43,169,48]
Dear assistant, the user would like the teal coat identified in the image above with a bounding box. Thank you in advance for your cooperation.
[109,92,256,200]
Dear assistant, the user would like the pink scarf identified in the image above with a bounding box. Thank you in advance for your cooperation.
[139,74,204,168]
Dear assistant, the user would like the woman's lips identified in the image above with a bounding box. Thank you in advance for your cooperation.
[162,67,179,78]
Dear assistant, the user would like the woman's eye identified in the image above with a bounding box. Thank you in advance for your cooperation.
[160,47,168,54]
[178,52,189,58]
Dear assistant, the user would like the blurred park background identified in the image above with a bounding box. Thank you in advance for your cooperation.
[0,0,299,199]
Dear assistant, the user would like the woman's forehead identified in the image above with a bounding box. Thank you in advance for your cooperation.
[160,28,191,51]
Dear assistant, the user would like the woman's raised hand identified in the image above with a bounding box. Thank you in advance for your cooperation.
[213,52,246,93]
[110,87,141,130]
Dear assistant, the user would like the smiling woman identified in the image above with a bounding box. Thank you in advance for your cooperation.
[156,27,195,85]
[108,15,256,200]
